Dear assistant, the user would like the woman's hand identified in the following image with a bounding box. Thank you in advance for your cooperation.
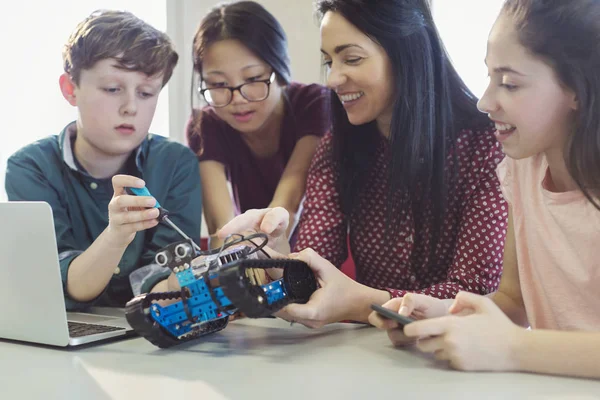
[275,248,389,328]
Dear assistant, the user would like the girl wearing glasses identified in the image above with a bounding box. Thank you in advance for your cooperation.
[220,0,508,327]
[186,1,329,249]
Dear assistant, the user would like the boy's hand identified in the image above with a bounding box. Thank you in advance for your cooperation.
[368,294,453,346]
[106,175,159,247]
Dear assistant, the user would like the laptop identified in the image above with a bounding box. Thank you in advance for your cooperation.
[0,201,135,347]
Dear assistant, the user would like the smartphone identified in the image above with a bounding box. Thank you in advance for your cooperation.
[371,303,415,327]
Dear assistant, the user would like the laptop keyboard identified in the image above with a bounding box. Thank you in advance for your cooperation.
[68,321,126,338]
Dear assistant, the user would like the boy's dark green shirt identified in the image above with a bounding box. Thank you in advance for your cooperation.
[5,122,202,310]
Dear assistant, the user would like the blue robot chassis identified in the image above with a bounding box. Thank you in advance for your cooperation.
[125,236,317,348]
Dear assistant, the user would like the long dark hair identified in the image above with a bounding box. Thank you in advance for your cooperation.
[503,0,600,209]
[315,0,488,240]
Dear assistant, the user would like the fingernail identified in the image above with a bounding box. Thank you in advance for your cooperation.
[399,306,408,315]
[146,198,156,207]
[136,179,145,187]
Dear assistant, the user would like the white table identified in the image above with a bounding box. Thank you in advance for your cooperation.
[1,318,599,400]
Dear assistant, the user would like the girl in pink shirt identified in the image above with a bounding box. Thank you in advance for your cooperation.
[370,0,600,379]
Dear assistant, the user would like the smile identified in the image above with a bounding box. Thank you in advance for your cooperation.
[495,122,516,133]
[338,91,364,103]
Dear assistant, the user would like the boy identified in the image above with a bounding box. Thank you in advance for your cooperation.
[5,10,202,311]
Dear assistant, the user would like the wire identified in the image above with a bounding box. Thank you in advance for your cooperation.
[242,234,271,259]
[215,233,244,261]
[213,232,270,260]
[246,238,269,257]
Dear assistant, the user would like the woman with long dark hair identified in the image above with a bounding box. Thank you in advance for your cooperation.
[220,0,507,327]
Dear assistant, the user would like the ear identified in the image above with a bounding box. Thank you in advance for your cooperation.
[571,96,579,111]
[59,73,77,106]
[567,87,578,111]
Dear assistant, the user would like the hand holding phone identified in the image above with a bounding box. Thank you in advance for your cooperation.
[371,303,415,327]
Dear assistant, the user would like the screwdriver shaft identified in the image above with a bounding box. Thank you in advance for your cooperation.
[163,217,202,253]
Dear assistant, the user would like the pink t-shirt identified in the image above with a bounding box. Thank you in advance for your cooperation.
[497,154,600,330]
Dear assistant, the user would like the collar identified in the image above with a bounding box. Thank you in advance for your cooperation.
[58,121,150,174]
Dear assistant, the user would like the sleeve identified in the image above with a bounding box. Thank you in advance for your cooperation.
[186,108,230,165]
[495,156,513,205]
[138,147,203,269]
[291,84,330,141]
[5,152,99,310]
[388,134,508,298]
[293,133,348,267]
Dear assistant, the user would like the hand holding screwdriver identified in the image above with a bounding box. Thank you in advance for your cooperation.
[125,184,202,253]
[107,175,160,248]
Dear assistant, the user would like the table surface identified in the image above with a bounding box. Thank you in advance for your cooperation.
[1,317,599,400]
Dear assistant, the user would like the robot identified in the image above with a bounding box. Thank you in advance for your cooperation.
[125,233,317,348]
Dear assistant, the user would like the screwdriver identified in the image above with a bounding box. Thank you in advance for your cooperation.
[125,186,202,253]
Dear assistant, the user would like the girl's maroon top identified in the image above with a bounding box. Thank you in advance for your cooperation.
[187,82,329,214]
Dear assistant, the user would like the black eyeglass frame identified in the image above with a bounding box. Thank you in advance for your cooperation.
[198,72,276,108]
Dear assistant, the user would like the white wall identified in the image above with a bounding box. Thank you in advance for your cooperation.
[0,1,169,201]
[433,0,504,97]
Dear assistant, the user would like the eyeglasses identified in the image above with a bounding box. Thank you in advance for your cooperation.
[198,72,276,108]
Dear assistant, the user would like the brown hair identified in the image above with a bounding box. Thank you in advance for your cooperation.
[62,9,178,86]
[503,0,600,208]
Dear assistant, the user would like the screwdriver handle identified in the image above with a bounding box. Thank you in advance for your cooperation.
[125,186,202,253]
[125,186,170,220]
